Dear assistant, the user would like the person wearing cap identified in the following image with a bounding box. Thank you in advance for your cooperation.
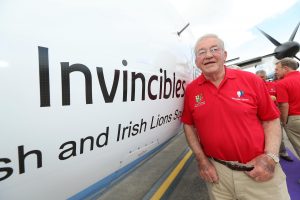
[181,34,290,200]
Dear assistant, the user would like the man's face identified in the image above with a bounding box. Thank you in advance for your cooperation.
[275,63,286,79]
[195,37,227,75]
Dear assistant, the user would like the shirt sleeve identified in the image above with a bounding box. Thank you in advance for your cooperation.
[181,85,194,125]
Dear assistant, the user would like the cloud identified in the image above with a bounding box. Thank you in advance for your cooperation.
[0,60,9,68]
[170,0,297,51]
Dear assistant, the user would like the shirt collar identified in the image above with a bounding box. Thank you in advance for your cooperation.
[285,70,299,78]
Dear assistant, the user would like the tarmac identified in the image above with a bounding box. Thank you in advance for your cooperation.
[96,127,297,200]
[96,130,209,200]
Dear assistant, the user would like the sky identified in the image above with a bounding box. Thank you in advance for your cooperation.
[170,0,300,73]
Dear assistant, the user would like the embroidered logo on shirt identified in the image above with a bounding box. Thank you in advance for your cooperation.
[232,90,249,101]
[269,88,276,93]
[195,93,205,107]
[237,90,244,97]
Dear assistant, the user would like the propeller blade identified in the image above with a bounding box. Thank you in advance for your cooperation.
[257,28,281,46]
[294,55,300,61]
[289,22,300,41]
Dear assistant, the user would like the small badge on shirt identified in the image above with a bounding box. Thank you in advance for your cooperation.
[237,90,244,97]
[232,90,249,101]
[195,93,205,107]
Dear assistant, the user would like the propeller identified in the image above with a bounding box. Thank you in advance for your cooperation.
[258,21,300,61]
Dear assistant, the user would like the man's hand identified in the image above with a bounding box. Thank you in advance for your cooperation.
[197,158,219,184]
[270,95,277,101]
[245,154,276,182]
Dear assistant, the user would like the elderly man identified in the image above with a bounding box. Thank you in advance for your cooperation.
[275,57,300,159]
[181,34,290,200]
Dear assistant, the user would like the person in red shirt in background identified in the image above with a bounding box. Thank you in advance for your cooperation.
[256,69,293,162]
[181,34,289,200]
[275,58,300,160]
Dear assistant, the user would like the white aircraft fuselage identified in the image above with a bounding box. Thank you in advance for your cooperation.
[0,0,194,199]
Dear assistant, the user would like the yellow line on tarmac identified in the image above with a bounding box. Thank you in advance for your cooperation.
[150,149,193,200]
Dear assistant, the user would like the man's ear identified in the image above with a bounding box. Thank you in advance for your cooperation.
[223,50,228,62]
[283,65,289,71]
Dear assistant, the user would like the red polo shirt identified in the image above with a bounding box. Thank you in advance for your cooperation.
[265,81,276,97]
[276,71,300,115]
[265,81,279,106]
[181,68,279,163]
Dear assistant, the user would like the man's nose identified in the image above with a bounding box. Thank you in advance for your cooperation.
[205,50,214,57]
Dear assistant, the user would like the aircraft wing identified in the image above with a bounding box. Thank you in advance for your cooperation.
[226,52,277,69]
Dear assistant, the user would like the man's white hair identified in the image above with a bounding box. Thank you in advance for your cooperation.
[194,34,225,55]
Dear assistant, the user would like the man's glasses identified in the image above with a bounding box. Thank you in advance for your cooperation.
[196,47,221,58]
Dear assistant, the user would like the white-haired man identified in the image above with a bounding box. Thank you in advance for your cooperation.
[181,34,290,200]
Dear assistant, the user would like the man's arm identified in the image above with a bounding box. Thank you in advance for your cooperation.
[183,124,218,183]
[278,102,289,125]
[183,124,206,162]
[263,118,281,155]
[246,118,281,182]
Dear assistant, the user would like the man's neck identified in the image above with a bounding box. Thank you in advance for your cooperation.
[204,68,225,87]
[283,69,296,78]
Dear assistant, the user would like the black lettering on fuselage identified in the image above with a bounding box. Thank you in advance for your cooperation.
[18,145,42,174]
[61,63,93,105]
[0,158,13,181]
[38,47,187,107]
[38,46,50,107]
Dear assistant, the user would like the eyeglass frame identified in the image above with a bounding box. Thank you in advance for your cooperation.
[196,46,223,58]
